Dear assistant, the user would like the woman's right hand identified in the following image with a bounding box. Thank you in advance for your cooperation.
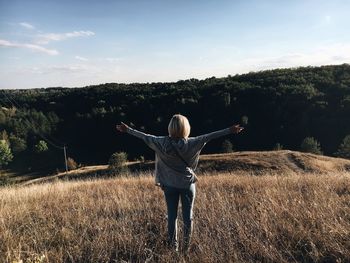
[116,122,129,133]
[231,124,244,134]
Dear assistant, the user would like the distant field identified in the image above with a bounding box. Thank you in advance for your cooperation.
[1,171,349,263]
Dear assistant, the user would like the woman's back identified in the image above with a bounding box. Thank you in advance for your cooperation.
[126,126,232,188]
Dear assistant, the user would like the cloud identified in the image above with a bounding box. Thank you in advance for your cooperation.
[19,22,35,30]
[36,31,95,44]
[75,56,88,61]
[47,65,90,73]
[104,57,120,62]
[208,43,350,76]
[261,44,350,68]
[0,39,59,55]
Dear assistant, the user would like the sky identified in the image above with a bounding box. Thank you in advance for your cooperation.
[0,0,350,89]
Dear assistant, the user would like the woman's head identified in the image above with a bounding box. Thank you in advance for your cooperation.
[168,114,191,139]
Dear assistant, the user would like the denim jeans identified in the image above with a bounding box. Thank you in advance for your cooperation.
[162,183,196,252]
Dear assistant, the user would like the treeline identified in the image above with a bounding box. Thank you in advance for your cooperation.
[1,64,350,172]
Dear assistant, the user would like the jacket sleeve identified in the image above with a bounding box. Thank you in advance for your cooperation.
[191,127,232,150]
[126,127,162,152]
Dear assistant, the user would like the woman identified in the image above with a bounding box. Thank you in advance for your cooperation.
[116,114,243,253]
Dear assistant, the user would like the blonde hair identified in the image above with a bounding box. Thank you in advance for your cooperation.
[168,114,191,139]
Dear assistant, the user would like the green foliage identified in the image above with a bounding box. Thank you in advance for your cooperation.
[241,116,248,125]
[34,140,48,153]
[0,140,13,167]
[221,92,231,107]
[1,130,9,142]
[0,107,59,139]
[1,64,350,171]
[108,152,128,172]
[221,140,233,153]
[274,143,284,151]
[9,134,27,153]
[335,135,350,159]
[300,137,323,155]
[0,110,6,125]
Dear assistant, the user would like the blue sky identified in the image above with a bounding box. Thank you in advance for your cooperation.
[1,0,350,89]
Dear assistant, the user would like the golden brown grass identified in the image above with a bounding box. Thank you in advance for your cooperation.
[198,151,350,174]
[3,151,350,187]
[1,172,350,263]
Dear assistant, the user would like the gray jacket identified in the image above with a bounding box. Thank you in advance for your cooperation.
[127,127,232,188]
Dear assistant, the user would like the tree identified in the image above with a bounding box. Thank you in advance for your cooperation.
[273,143,284,150]
[221,140,233,153]
[0,140,13,167]
[108,152,128,173]
[9,134,27,153]
[300,137,322,155]
[335,135,350,159]
[1,130,9,142]
[241,115,249,125]
[34,140,48,153]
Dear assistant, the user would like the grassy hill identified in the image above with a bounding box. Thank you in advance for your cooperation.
[198,150,350,174]
[5,150,350,187]
[1,169,349,262]
[1,151,350,262]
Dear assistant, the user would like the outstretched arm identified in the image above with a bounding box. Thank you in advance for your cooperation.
[117,122,162,186]
[193,124,244,146]
[116,122,161,151]
[116,122,129,133]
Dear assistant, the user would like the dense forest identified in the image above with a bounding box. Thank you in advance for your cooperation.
[1,64,350,172]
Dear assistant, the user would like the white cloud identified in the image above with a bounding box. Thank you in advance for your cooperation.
[0,39,59,55]
[36,31,95,44]
[75,56,88,61]
[19,22,35,30]
[47,65,90,73]
[104,57,120,62]
[193,43,350,77]
[325,15,331,24]
[256,44,350,69]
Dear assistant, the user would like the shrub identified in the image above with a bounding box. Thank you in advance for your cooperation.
[108,152,128,173]
[335,135,350,159]
[34,140,48,153]
[9,134,27,153]
[241,115,249,125]
[221,139,233,153]
[300,137,322,155]
[137,155,145,163]
[67,157,78,171]
[0,140,13,168]
[274,143,284,150]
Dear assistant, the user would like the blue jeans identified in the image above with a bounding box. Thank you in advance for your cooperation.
[162,183,196,251]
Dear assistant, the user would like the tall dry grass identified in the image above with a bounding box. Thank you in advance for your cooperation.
[0,172,350,263]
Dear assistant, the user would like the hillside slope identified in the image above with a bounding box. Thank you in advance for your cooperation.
[1,171,350,262]
[198,150,350,174]
[17,150,350,186]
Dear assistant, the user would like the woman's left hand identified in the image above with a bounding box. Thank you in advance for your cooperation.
[231,124,244,134]
[116,122,129,133]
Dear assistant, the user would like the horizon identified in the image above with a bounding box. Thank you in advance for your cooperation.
[1,63,348,90]
[1,0,350,89]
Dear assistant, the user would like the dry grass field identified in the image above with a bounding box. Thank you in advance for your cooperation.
[1,169,350,263]
[3,150,349,187]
